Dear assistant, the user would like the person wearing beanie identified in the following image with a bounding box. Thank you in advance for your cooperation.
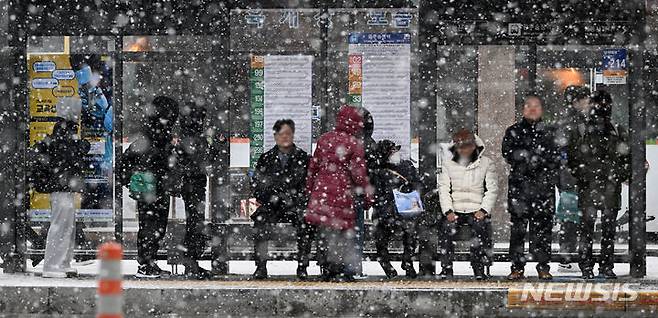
[566,90,630,279]
[372,139,423,279]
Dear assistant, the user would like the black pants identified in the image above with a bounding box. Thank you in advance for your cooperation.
[180,178,208,260]
[578,181,619,271]
[440,213,491,268]
[509,210,554,272]
[559,221,578,263]
[416,219,438,273]
[508,193,555,271]
[136,193,169,266]
[374,216,416,265]
[253,218,316,268]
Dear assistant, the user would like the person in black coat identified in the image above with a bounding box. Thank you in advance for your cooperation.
[556,86,590,271]
[119,96,178,278]
[31,119,91,194]
[251,119,314,280]
[566,90,630,279]
[372,140,423,279]
[168,102,219,279]
[502,95,560,280]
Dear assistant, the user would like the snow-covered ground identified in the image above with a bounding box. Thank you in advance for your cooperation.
[3,257,656,282]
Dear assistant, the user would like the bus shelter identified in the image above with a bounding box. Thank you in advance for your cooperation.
[0,0,655,278]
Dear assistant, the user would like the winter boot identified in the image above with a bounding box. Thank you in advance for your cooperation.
[380,261,398,279]
[296,265,308,281]
[439,267,454,279]
[182,258,211,280]
[419,263,435,277]
[538,270,553,280]
[598,268,617,279]
[252,263,268,280]
[321,264,340,282]
[581,268,596,280]
[473,265,487,280]
[507,269,525,280]
[402,262,417,279]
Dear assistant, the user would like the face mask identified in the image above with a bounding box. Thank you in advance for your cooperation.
[388,152,401,165]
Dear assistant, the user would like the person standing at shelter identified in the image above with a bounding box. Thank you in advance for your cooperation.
[120,96,178,278]
[350,108,378,277]
[555,86,591,272]
[502,95,560,280]
[250,119,315,280]
[31,118,90,278]
[438,129,497,280]
[305,105,373,282]
[566,90,630,279]
[168,102,215,279]
[372,140,422,278]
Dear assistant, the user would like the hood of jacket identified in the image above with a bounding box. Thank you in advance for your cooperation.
[449,134,486,164]
[335,105,364,136]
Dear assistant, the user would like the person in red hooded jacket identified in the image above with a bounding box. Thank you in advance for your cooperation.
[305,105,374,281]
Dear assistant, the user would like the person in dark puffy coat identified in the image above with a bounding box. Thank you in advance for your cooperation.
[168,102,216,279]
[305,105,373,281]
[119,96,178,278]
[372,140,423,279]
[30,118,90,278]
[250,119,314,280]
[556,86,590,272]
[566,90,630,279]
[502,95,560,280]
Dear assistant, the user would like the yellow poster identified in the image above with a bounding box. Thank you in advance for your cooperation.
[28,54,80,210]
[28,54,78,118]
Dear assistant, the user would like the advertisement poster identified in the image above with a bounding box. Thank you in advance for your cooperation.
[348,32,412,158]
[28,54,113,222]
[250,55,313,168]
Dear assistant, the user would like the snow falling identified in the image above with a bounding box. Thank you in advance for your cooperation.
[0,1,657,317]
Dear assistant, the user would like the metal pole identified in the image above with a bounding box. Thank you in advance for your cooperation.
[628,0,648,278]
[113,35,124,243]
[417,9,438,190]
[628,47,647,278]
[9,35,28,273]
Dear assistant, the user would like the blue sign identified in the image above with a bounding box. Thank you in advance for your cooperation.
[602,48,627,71]
[349,32,411,45]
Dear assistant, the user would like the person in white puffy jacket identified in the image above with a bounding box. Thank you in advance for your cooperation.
[438,129,498,280]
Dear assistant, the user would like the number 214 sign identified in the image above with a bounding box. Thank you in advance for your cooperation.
[602,48,627,85]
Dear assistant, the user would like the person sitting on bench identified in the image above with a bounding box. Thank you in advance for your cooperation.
[438,129,498,280]
[251,119,315,280]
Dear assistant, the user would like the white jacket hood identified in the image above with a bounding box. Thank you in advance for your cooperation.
[439,134,498,214]
[448,134,486,166]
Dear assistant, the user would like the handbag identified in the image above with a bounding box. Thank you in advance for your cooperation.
[556,191,580,223]
[129,171,157,202]
[387,169,425,218]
